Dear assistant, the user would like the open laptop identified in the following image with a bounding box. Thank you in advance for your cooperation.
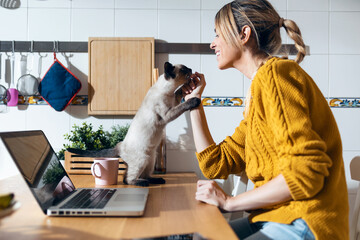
[0,130,149,217]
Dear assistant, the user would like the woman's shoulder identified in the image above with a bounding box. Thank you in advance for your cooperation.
[257,57,309,83]
[262,57,302,73]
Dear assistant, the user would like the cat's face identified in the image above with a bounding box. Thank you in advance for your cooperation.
[164,62,192,87]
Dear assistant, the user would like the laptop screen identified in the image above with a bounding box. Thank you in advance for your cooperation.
[0,130,75,213]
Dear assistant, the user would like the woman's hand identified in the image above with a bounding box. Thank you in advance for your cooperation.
[182,72,206,101]
[195,180,231,211]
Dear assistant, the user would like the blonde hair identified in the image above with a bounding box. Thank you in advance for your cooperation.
[215,0,306,63]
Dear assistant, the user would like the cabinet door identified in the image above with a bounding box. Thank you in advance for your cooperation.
[88,37,154,115]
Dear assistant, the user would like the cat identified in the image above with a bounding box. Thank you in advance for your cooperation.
[67,62,201,186]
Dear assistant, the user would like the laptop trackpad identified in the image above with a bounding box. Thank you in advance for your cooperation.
[114,194,146,202]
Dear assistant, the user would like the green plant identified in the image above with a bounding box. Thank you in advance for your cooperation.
[57,122,130,160]
[107,124,130,148]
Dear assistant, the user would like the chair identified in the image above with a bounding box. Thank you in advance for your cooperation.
[350,156,360,240]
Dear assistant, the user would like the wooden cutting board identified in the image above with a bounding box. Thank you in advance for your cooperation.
[88,37,154,115]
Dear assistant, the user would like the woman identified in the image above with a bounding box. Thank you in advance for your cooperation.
[182,0,349,239]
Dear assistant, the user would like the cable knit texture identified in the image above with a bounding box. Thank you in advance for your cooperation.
[196,57,349,240]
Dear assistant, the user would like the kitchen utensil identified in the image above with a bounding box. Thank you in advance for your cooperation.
[7,42,18,106]
[0,53,6,102]
[0,0,20,9]
[17,43,39,96]
[0,84,7,103]
[37,52,47,79]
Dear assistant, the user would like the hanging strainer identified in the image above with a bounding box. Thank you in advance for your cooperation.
[17,73,39,96]
[17,45,39,96]
[0,84,7,103]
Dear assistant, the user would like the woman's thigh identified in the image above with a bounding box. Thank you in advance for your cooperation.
[229,218,315,240]
[229,217,271,240]
[258,219,315,240]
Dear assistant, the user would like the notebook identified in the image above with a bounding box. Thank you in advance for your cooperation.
[0,130,148,217]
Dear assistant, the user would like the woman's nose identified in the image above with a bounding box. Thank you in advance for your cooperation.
[210,41,215,49]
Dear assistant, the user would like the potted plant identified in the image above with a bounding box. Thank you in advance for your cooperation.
[57,122,130,160]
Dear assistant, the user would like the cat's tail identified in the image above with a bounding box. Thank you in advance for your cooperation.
[66,148,119,157]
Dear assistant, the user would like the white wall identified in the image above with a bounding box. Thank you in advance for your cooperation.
[0,0,359,224]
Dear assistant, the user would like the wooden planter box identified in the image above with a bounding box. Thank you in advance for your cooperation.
[64,151,126,175]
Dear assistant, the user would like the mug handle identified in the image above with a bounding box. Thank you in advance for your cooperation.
[91,162,101,178]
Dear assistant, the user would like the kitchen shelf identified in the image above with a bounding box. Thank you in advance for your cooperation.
[0,95,87,106]
[1,95,359,108]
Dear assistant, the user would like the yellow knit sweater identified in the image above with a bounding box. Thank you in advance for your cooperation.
[196,57,349,240]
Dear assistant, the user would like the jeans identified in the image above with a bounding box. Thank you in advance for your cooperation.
[229,217,315,240]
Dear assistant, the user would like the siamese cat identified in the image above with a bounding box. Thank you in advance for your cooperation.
[68,62,201,186]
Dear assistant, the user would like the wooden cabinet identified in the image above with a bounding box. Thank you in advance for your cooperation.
[88,37,154,115]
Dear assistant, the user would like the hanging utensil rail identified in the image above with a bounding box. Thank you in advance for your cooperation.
[0,40,310,55]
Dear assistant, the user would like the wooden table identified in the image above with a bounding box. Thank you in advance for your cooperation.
[0,173,238,240]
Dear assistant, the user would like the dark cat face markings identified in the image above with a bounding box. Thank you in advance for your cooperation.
[164,62,176,80]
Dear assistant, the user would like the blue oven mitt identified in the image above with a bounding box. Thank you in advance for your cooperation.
[38,53,81,111]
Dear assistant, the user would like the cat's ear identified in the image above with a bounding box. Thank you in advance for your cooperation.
[164,62,176,80]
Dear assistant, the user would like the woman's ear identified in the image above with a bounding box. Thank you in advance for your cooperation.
[240,25,252,44]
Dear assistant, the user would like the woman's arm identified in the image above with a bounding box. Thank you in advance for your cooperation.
[189,104,215,152]
[183,72,215,152]
[196,174,292,211]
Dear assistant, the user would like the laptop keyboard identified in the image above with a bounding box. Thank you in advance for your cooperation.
[60,189,116,209]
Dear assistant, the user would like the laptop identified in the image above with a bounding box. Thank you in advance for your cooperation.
[0,130,149,217]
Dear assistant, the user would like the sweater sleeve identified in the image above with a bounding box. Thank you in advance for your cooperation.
[261,60,333,201]
[196,118,247,179]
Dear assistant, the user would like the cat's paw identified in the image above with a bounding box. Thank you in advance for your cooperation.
[148,177,166,184]
[133,179,150,187]
[186,97,201,110]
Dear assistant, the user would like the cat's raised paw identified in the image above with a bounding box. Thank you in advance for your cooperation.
[187,97,201,109]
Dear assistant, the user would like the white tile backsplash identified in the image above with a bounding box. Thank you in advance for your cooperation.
[330,12,360,54]
[201,10,217,43]
[329,55,360,97]
[72,0,114,9]
[203,107,244,144]
[26,105,70,149]
[201,55,244,97]
[166,149,203,178]
[158,10,201,43]
[166,112,195,150]
[71,9,114,41]
[287,12,329,54]
[69,105,115,132]
[67,53,89,95]
[28,0,71,8]
[200,0,231,10]
[0,8,28,41]
[28,8,71,41]
[158,0,201,10]
[299,55,329,98]
[115,10,157,38]
[167,54,201,76]
[268,0,287,12]
[330,0,360,11]
[115,0,157,9]
[0,107,26,131]
[332,108,360,151]
[288,0,329,11]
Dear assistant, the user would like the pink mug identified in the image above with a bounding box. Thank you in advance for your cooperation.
[7,88,18,106]
[90,158,119,185]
